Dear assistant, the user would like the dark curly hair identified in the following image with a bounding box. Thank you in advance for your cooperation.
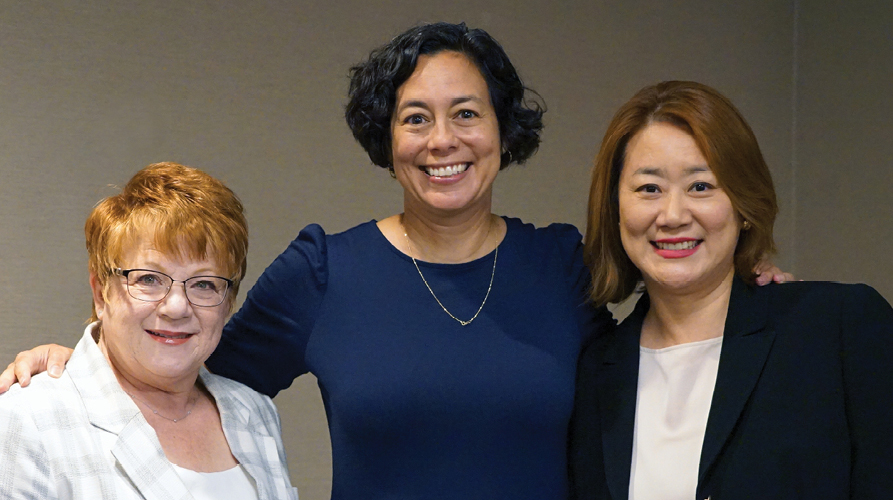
[345,22,544,170]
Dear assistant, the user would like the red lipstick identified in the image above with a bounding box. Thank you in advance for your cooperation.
[652,238,701,259]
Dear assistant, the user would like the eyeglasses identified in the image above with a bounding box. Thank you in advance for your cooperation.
[113,268,233,307]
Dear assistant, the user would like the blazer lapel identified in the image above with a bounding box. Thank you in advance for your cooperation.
[228,427,282,500]
[68,326,192,500]
[598,294,647,500]
[698,278,776,485]
[112,419,194,500]
[67,326,192,499]
[201,370,293,500]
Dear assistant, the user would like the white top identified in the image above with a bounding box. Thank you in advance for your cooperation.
[629,336,723,500]
[0,325,298,500]
[172,463,259,500]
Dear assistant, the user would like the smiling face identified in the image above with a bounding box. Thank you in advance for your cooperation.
[618,122,742,295]
[91,235,229,390]
[390,50,502,217]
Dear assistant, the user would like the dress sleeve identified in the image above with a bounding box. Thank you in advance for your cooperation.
[550,223,616,346]
[206,224,329,397]
[839,284,893,496]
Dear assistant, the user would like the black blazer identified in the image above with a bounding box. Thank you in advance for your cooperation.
[569,279,893,500]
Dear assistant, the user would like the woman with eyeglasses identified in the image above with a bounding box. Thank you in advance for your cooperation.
[0,163,297,499]
[0,25,791,500]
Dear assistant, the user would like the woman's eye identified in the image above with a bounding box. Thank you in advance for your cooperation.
[691,182,713,192]
[135,274,162,286]
[636,184,660,194]
[457,109,478,119]
[191,280,218,292]
[404,114,426,125]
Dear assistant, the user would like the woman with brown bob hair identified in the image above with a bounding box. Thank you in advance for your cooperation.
[584,80,777,305]
[1,31,789,499]
[569,81,893,499]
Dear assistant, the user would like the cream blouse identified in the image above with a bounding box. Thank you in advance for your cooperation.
[172,463,259,500]
[629,336,723,500]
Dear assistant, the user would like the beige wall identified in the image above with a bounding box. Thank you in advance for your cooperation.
[0,1,889,498]
[793,0,893,290]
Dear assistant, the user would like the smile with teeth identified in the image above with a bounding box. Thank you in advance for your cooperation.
[424,163,469,177]
[148,330,193,341]
[653,240,701,250]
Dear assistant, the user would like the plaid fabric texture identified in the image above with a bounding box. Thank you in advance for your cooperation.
[0,324,298,500]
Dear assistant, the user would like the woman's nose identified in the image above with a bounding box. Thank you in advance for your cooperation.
[427,121,459,153]
[156,282,192,318]
[659,191,692,228]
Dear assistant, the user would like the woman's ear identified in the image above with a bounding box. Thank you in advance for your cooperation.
[89,273,106,320]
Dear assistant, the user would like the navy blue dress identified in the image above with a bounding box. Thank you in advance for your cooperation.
[207,217,614,499]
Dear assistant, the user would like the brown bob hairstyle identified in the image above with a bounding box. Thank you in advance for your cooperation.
[86,162,248,321]
[584,81,778,306]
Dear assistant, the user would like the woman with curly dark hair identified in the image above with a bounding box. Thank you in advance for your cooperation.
[207,22,616,499]
[3,24,786,499]
[3,22,612,499]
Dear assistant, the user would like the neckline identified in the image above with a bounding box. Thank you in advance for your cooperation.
[639,335,724,354]
[370,216,511,269]
[170,462,243,476]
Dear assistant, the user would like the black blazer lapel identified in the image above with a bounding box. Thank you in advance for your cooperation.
[597,294,647,500]
[698,278,776,486]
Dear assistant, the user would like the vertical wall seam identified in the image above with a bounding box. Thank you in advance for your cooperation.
[790,0,800,273]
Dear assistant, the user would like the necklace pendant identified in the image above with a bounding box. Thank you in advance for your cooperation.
[126,391,197,423]
[402,221,498,327]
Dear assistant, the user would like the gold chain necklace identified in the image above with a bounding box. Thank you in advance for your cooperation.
[126,390,198,423]
[402,223,497,327]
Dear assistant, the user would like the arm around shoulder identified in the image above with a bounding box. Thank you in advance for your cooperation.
[547,222,617,343]
[0,343,74,394]
[207,224,330,397]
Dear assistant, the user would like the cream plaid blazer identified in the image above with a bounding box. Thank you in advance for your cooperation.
[0,324,298,500]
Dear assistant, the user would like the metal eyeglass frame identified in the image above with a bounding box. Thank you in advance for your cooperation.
[113,268,233,307]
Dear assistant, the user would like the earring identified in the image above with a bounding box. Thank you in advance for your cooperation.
[387,165,396,179]
[742,220,752,230]
[502,149,513,165]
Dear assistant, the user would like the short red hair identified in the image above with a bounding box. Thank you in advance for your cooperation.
[86,162,248,321]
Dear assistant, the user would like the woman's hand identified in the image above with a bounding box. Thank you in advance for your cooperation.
[753,259,795,286]
[0,344,73,394]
